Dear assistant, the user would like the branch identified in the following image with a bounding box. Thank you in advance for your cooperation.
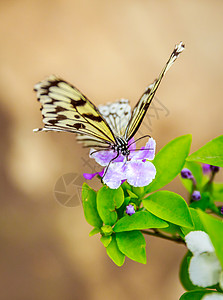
[141,229,186,245]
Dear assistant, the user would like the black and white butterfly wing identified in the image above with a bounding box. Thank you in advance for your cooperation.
[98,99,131,136]
[124,42,185,141]
[34,75,116,147]
[34,42,184,149]
[76,99,131,147]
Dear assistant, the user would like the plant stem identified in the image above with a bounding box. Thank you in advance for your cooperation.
[203,169,218,192]
[141,229,185,245]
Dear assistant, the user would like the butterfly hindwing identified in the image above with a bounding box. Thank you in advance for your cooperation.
[34,75,116,145]
[124,42,185,141]
[98,99,131,136]
[34,42,185,150]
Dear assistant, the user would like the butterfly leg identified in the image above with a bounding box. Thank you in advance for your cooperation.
[102,149,121,180]
[89,148,112,156]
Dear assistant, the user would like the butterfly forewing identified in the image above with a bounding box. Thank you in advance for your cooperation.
[34,75,116,145]
[124,42,185,141]
[34,42,185,152]
[76,99,131,147]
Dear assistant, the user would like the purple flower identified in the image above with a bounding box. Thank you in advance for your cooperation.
[126,204,135,216]
[210,165,220,173]
[192,190,201,201]
[181,168,194,179]
[221,206,223,215]
[202,164,220,174]
[84,138,156,189]
[83,169,104,180]
[181,168,197,187]
[202,164,211,174]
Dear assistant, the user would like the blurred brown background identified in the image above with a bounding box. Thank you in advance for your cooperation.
[1,1,223,299]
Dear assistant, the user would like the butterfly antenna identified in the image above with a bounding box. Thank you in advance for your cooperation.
[131,148,154,151]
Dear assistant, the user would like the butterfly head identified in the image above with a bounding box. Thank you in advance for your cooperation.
[115,137,130,157]
[120,146,130,157]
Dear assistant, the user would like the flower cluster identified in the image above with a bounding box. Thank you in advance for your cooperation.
[83,138,156,189]
[181,168,201,200]
[181,164,222,209]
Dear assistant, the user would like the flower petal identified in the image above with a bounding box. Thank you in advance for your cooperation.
[83,173,97,180]
[219,271,223,291]
[185,231,215,255]
[202,163,211,174]
[90,148,124,166]
[129,138,156,160]
[126,204,135,216]
[103,162,126,189]
[202,294,223,300]
[125,160,156,187]
[128,137,136,151]
[189,253,222,287]
[83,169,104,180]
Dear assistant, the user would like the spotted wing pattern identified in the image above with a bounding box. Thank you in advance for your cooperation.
[34,75,116,146]
[34,42,184,149]
[98,99,131,136]
[124,41,185,141]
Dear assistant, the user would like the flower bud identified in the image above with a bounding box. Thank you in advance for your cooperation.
[101,225,113,236]
[202,164,211,174]
[192,190,201,201]
[126,204,135,216]
[181,168,193,179]
[210,165,220,173]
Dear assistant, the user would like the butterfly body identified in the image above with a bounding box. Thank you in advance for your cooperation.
[34,42,185,164]
[113,137,130,156]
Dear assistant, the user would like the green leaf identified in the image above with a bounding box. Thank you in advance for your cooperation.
[89,228,100,237]
[116,196,131,219]
[116,231,146,264]
[121,181,132,198]
[160,222,183,237]
[143,191,193,228]
[212,182,223,201]
[181,208,205,236]
[189,192,210,210]
[145,135,192,193]
[207,200,220,215]
[187,135,223,167]
[101,235,112,247]
[82,183,103,228]
[127,189,138,199]
[198,210,223,268]
[121,181,132,191]
[132,187,145,198]
[113,211,168,232]
[100,225,113,236]
[97,186,124,226]
[106,235,125,266]
[180,290,219,300]
[180,251,201,291]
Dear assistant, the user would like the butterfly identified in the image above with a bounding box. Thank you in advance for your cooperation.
[34,42,184,164]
